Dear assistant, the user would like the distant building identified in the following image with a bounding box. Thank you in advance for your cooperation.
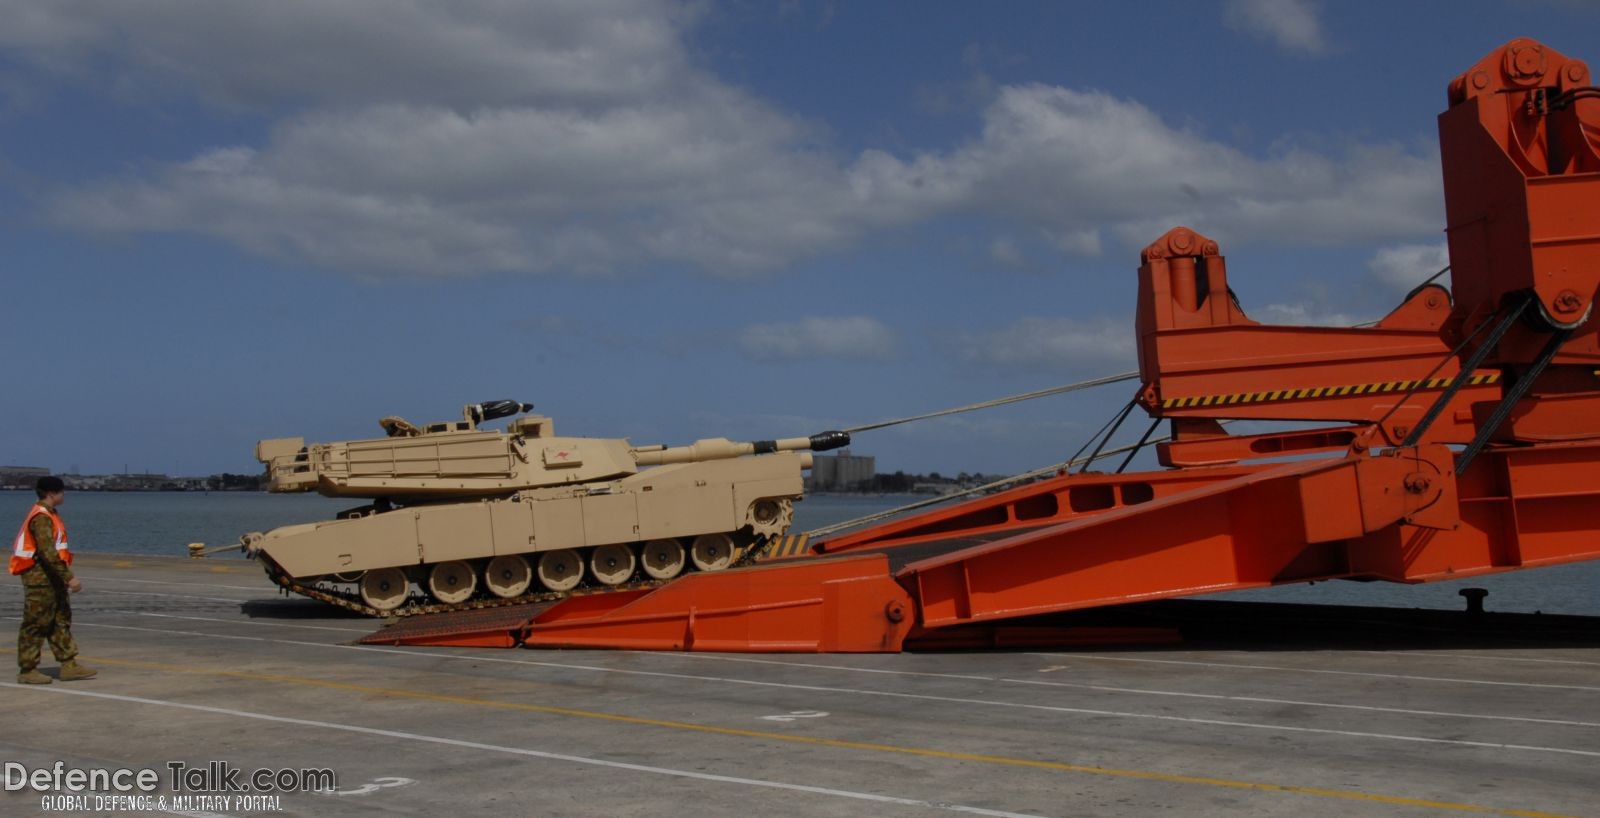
[0,466,50,488]
[3,467,247,493]
[108,473,173,491]
[806,449,875,492]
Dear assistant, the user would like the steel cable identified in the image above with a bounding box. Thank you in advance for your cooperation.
[841,371,1138,434]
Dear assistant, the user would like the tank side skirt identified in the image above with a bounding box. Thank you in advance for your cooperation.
[261,522,791,619]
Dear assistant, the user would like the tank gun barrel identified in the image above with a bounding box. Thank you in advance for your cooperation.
[631,431,850,466]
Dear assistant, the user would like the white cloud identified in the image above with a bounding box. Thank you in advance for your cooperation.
[0,0,694,108]
[1367,242,1451,292]
[855,85,1440,251]
[1224,0,1329,55]
[1249,303,1364,327]
[738,316,899,362]
[988,236,1029,269]
[1224,242,1450,331]
[1044,228,1103,257]
[958,316,1135,371]
[9,1,1440,279]
[52,97,853,275]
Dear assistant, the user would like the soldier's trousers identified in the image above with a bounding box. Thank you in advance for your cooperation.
[17,583,77,671]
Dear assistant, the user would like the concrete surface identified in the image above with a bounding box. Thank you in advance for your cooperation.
[0,554,1596,818]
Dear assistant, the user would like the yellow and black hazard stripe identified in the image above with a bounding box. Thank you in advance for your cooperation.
[1160,372,1501,410]
[755,533,812,561]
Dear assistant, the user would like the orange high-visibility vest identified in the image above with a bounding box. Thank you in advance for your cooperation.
[10,503,71,575]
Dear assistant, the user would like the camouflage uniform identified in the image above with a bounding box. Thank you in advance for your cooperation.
[17,503,77,672]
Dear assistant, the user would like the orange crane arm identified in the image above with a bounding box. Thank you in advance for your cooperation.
[371,37,1600,654]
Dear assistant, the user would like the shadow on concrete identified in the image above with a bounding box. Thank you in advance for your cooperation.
[239,597,369,620]
[237,585,1600,651]
[997,598,1600,653]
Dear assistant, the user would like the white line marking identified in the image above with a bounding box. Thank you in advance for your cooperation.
[317,776,415,797]
[82,589,244,604]
[0,617,339,649]
[18,580,1595,676]
[1000,678,1600,729]
[1030,653,1600,693]
[30,617,1600,758]
[1351,650,1600,668]
[761,710,830,723]
[109,610,371,634]
[99,577,269,592]
[627,650,1600,728]
[0,683,1052,818]
[14,610,1593,731]
[624,650,999,681]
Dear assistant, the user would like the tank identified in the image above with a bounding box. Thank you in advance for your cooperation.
[241,400,849,615]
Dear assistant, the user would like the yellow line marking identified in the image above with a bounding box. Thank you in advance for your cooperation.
[19,651,1578,818]
[759,534,812,561]
[84,557,236,574]
[1162,372,1502,410]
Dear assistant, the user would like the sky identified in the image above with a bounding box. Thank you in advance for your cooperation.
[2,0,1598,478]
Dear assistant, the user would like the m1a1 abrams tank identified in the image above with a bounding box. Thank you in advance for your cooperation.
[241,400,850,616]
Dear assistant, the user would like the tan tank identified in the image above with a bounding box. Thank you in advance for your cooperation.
[241,400,849,615]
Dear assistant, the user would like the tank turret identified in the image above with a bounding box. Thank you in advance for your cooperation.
[257,400,848,500]
[243,400,842,615]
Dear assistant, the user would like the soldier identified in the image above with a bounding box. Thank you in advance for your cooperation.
[11,476,95,684]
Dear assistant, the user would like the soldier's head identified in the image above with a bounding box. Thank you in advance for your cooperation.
[35,476,65,506]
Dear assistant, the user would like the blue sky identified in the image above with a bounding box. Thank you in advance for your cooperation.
[2,1,1598,477]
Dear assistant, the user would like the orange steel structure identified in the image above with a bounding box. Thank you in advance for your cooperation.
[372,37,1600,652]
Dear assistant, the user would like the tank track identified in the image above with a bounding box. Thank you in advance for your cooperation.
[263,535,780,619]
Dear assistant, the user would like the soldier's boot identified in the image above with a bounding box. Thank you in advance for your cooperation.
[16,669,52,685]
[58,660,97,681]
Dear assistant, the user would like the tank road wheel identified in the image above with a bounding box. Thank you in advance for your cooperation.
[641,539,686,580]
[537,549,584,592]
[360,568,409,612]
[691,533,736,572]
[427,560,478,604]
[332,570,366,583]
[590,544,637,587]
[485,555,533,598]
